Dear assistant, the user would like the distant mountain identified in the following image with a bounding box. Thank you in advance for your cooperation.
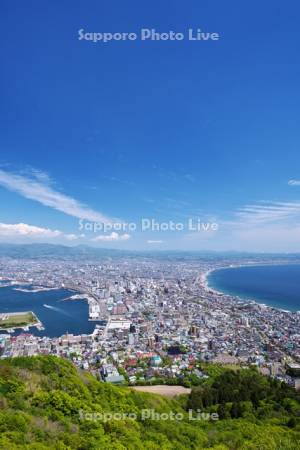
[0,243,300,261]
[0,243,131,259]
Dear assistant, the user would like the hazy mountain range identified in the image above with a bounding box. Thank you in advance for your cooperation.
[0,243,300,261]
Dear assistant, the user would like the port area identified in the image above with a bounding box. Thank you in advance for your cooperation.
[0,311,43,332]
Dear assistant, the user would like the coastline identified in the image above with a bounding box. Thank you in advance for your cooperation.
[203,266,263,306]
[202,263,300,313]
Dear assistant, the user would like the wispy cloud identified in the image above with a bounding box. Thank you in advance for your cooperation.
[288,179,300,186]
[233,201,300,225]
[92,232,130,242]
[147,240,164,244]
[0,168,115,223]
[184,173,196,183]
[102,175,136,187]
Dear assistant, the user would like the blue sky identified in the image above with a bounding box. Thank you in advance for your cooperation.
[1,0,300,251]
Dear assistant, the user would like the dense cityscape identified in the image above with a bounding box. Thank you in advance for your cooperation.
[1,253,300,390]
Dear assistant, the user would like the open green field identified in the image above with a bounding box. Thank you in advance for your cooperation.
[0,311,38,329]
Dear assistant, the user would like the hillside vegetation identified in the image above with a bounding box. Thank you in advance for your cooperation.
[0,355,299,449]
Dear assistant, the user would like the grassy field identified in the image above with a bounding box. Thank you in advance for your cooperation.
[0,311,38,329]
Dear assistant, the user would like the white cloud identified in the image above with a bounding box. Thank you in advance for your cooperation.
[288,179,300,186]
[92,232,130,242]
[64,233,81,241]
[0,168,115,223]
[0,222,61,238]
[0,222,82,242]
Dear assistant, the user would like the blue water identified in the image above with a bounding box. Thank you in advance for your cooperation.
[207,264,300,311]
[0,284,103,337]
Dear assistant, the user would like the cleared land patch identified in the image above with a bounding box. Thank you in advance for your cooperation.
[131,385,191,397]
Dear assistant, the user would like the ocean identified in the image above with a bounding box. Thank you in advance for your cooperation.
[0,284,103,337]
[207,264,300,312]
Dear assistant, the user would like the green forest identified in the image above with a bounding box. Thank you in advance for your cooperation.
[0,355,299,449]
